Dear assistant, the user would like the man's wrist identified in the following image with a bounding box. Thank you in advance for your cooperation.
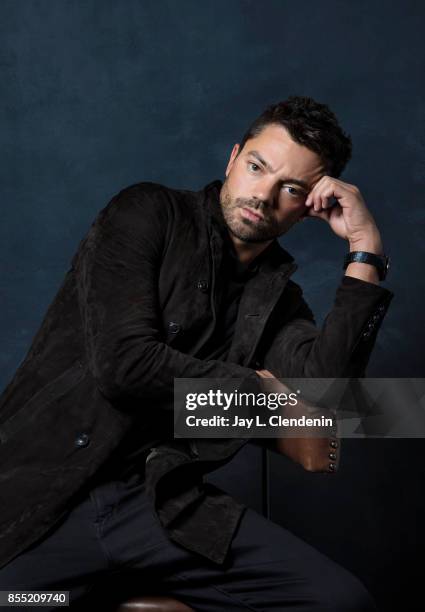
[348,228,384,255]
[344,262,380,285]
[345,230,385,285]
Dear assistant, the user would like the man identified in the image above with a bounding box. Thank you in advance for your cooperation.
[0,96,393,610]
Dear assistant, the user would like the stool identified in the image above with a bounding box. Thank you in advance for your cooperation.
[115,595,194,611]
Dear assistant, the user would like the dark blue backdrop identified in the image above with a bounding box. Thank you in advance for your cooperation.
[1,2,424,611]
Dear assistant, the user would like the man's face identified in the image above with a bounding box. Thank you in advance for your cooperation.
[220,124,325,243]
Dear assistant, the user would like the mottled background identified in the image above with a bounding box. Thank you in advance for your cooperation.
[1,1,424,610]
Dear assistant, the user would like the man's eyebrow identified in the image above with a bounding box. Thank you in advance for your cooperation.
[245,150,310,191]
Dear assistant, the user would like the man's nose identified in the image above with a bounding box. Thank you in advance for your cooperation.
[251,179,277,207]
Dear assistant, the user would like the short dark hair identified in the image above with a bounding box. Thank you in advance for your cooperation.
[238,96,352,178]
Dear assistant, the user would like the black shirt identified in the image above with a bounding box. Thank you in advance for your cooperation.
[195,234,262,361]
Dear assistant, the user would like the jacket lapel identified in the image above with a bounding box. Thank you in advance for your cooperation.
[228,245,298,366]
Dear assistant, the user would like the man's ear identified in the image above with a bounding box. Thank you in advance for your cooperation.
[225,143,240,177]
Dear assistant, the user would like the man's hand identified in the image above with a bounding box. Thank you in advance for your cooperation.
[256,368,275,380]
[255,370,338,473]
[256,368,293,394]
[303,176,383,254]
[302,176,384,284]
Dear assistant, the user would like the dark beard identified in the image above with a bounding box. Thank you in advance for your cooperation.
[220,185,281,243]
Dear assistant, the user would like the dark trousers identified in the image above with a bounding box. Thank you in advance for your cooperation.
[0,470,378,611]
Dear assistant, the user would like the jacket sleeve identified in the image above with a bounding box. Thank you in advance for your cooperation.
[261,276,394,378]
[74,184,261,406]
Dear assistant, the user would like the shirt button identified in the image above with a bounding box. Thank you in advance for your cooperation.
[75,433,90,448]
[168,321,181,334]
[197,280,209,293]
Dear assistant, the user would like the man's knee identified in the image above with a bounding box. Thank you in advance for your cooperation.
[312,564,378,612]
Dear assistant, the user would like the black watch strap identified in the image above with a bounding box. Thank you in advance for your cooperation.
[343,251,390,281]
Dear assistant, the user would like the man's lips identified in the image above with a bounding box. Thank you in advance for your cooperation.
[240,207,264,222]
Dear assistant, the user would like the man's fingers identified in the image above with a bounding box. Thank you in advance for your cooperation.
[305,207,331,222]
[306,176,355,209]
[255,369,275,378]
[307,186,336,211]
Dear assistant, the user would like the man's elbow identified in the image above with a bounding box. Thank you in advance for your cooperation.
[90,339,165,401]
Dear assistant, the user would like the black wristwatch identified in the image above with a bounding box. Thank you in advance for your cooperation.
[343,251,390,281]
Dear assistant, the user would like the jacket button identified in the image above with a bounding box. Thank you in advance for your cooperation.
[362,327,373,339]
[329,452,337,460]
[168,321,181,334]
[75,433,90,448]
[252,359,261,369]
[330,440,338,449]
[328,462,336,471]
[197,280,209,293]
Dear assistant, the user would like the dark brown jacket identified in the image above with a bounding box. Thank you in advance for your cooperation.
[0,179,394,567]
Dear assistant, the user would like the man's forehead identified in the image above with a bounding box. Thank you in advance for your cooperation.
[242,145,325,190]
[306,166,327,189]
[242,126,325,183]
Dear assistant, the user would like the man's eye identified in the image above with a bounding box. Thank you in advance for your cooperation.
[248,162,260,172]
[282,186,299,196]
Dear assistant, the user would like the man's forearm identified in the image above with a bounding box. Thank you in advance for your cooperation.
[261,275,394,379]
